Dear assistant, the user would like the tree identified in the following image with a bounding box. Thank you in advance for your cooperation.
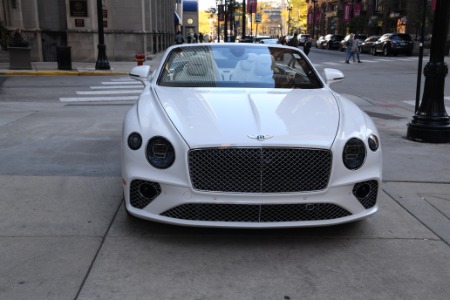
[199,10,215,36]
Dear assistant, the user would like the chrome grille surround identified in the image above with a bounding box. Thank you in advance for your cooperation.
[188,147,332,193]
[161,203,352,222]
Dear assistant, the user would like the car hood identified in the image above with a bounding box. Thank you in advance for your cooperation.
[153,87,340,149]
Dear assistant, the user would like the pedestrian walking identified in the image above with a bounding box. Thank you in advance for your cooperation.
[303,36,311,55]
[187,34,192,44]
[288,32,299,48]
[345,34,354,63]
[351,37,362,63]
[175,31,184,44]
[288,32,299,68]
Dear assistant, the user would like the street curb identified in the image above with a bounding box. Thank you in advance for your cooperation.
[0,70,128,76]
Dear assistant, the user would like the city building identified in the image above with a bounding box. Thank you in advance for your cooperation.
[0,0,200,63]
[306,0,436,39]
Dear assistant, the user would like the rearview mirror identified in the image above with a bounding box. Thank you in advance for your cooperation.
[129,65,151,86]
[323,68,345,85]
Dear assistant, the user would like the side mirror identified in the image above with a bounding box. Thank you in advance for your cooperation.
[323,68,345,85]
[129,65,151,86]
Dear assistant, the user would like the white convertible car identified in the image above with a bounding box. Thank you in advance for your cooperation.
[122,43,382,228]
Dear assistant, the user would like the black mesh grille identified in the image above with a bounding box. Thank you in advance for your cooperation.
[130,180,161,209]
[353,180,378,209]
[161,203,351,222]
[188,148,332,193]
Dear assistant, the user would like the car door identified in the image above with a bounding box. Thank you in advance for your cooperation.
[373,35,387,54]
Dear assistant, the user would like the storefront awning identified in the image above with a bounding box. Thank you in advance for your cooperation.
[174,11,181,24]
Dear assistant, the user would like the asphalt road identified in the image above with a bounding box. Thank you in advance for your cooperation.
[1,52,450,299]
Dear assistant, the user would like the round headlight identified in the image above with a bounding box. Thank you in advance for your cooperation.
[343,138,366,170]
[127,132,142,150]
[146,136,175,169]
[368,134,379,151]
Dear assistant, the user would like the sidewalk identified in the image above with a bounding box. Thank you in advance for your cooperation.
[0,52,165,76]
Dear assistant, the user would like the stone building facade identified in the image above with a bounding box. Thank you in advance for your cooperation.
[0,0,196,62]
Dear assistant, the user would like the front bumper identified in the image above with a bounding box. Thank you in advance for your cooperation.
[123,178,380,228]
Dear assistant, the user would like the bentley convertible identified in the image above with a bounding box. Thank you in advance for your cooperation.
[122,43,382,228]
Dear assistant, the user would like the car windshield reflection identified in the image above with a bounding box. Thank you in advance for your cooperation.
[157,45,323,89]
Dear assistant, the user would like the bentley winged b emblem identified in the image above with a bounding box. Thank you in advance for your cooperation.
[248,134,274,141]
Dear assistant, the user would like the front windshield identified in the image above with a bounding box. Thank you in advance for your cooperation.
[157,45,323,89]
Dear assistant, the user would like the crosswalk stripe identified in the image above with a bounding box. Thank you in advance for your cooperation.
[76,90,142,95]
[322,62,341,66]
[313,56,421,66]
[60,96,138,102]
[90,85,142,89]
[101,81,138,85]
[60,77,143,102]
[110,78,133,81]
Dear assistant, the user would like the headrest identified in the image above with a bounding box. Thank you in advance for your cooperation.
[240,53,257,71]
[187,55,209,76]
[254,54,274,76]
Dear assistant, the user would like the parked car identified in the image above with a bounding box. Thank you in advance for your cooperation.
[299,34,310,46]
[122,43,382,228]
[259,38,280,44]
[371,33,414,56]
[322,34,345,50]
[253,35,271,43]
[340,34,367,51]
[359,35,380,53]
[285,35,293,45]
[315,36,325,48]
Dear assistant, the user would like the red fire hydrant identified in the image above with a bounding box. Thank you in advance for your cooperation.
[135,54,145,66]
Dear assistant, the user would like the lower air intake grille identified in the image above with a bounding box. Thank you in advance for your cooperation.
[188,147,332,193]
[161,203,351,222]
[353,180,378,209]
[130,180,161,209]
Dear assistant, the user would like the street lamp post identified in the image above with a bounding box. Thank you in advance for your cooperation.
[95,0,110,70]
[312,0,318,40]
[287,5,292,35]
[407,0,450,143]
[224,0,229,42]
[217,0,223,43]
[242,0,246,39]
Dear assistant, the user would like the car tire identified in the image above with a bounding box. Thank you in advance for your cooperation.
[383,47,390,56]
[407,50,412,56]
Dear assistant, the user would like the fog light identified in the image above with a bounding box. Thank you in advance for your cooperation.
[354,183,371,199]
[139,183,159,200]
